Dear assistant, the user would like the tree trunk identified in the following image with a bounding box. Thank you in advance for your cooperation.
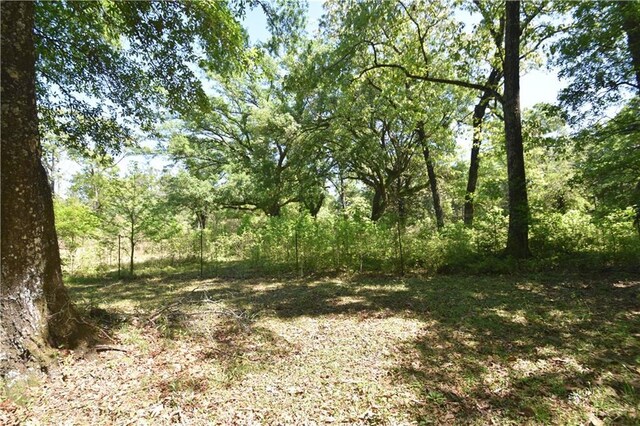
[265,203,281,217]
[463,69,502,227]
[306,193,325,218]
[338,171,347,212]
[1,1,87,377]
[619,1,640,92]
[129,239,135,277]
[633,180,640,237]
[503,0,530,258]
[371,185,387,221]
[416,122,444,229]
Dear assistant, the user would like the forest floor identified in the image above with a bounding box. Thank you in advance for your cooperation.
[2,267,639,425]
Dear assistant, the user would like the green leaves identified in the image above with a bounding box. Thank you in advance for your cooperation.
[167,49,329,217]
[35,0,248,157]
[552,1,640,122]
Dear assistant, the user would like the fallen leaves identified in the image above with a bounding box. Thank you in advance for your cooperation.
[4,274,638,425]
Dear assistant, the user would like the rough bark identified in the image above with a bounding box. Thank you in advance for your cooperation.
[1,1,87,377]
[503,0,531,258]
[416,123,444,229]
[463,69,502,227]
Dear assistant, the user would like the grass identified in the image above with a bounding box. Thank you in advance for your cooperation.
[2,265,639,425]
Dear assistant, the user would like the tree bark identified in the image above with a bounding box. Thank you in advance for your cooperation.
[503,0,530,258]
[370,185,387,221]
[463,69,502,227]
[1,1,87,377]
[416,122,444,229]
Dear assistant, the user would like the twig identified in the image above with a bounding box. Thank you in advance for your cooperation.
[95,345,128,353]
[146,287,201,324]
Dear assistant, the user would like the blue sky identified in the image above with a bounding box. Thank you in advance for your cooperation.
[242,0,562,108]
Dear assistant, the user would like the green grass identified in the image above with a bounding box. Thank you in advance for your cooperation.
[4,266,639,425]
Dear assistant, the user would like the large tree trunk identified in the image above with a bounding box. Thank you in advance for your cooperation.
[305,193,325,218]
[503,0,530,258]
[416,122,444,229]
[370,185,387,222]
[265,203,282,217]
[1,1,87,377]
[463,69,502,227]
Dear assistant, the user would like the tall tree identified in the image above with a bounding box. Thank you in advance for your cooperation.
[503,0,530,257]
[462,1,505,226]
[170,52,327,217]
[1,0,302,375]
[1,2,89,375]
[321,0,552,247]
[552,0,640,235]
[416,121,445,229]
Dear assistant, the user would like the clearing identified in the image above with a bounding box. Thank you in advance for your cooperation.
[3,270,639,425]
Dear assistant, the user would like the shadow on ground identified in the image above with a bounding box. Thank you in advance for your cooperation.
[67,266,640,424]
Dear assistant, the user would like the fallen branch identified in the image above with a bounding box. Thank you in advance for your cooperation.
[146,287,202,324]
[95,345,128,353]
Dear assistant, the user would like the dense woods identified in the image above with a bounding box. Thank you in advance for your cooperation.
[1,0,639,422]
[34,0,639,279]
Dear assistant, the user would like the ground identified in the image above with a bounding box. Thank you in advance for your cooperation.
[2,268,639,425]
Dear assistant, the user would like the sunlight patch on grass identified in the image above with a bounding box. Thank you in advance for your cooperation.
[490,307,529,325]
[7,272,639,425]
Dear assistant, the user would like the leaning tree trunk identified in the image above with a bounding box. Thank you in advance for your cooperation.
[1,1,86,377]
[463,69,502,227]
[503,0,531,258]
[417,122,444,229]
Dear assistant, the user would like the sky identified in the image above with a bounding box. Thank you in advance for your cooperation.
[57,0,564,195]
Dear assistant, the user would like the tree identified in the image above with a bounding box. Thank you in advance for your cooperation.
[462,1,505,227]
[325,77,429,222]
[1,2,89,374]
[553,0,640,121]
[101,166,163,276]
[574,99,640,233]
[170,52,328,217]
[320,0,554,241]
[502,0,530,258]
[1,0,302,375]
[54,198,100,274]
[551,0,640,237]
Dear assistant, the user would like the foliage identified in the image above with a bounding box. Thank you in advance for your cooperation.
[50,1,640,274]
[54,197,100,273]
[168,51,329,217]
[35,0,246,156]
[552,0,640,121]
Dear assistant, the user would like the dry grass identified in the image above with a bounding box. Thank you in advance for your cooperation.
[2,271,639,425]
